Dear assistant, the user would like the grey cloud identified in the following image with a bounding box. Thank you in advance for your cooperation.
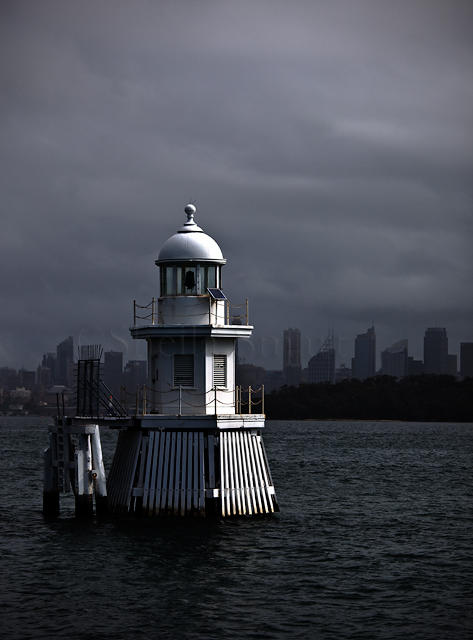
[0,0,472,369]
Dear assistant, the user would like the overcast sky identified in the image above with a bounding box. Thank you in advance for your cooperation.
[1,0,472,370]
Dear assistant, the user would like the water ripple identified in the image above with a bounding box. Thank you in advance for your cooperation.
[1,418,472,639]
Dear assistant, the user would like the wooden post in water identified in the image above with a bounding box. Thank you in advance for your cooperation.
[75,432,93,517]
[42,433,59,517]
[90,425,108,517]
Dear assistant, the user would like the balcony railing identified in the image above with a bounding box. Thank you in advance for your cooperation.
[133,297,249,327]
[133,298,158,326]
[225,299,249,325]
[119,384,264,416]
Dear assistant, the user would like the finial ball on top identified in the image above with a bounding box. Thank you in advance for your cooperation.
[184,203,196,216]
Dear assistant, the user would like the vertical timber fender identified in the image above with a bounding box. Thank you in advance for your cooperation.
[106,428,279,517]
[42,420,109,518]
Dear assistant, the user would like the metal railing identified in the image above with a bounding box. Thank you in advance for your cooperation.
[235,385,264,414]
[119,384,264,416]
[225,299,249,325]
[133,298,157,327]
[133,297,249,327]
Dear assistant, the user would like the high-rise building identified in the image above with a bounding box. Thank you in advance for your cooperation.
[19,369,36,389]
[408,357,424,376]
[283,328,301,386]
[103,351,123,398]
[308,349,335,384]
[423,328,448,374]
[123,360,147,390]
[308,334,335,384]
[460,342,473,379]
[36,365,53,388]
[447,354,458,377]
[56,336,74,387]
[41,352,56,385]
[0,367,19,390]
[352,326,376,381]
[381,339,408,378]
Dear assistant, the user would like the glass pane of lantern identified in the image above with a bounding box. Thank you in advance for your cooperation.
[184,268,196,293]
[176,267,182,294]
[166,267,174,295]
[207,266,216,289]
[197,265,206,294]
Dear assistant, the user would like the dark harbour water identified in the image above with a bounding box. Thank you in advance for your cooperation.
[0,418,472,640]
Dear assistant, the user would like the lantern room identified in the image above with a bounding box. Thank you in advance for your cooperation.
[157,203,225,295]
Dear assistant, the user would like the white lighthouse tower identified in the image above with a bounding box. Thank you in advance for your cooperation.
[135,203,244,416]
[106,204,279,517]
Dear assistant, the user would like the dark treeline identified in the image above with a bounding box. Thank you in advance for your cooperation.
[265,375,473,421]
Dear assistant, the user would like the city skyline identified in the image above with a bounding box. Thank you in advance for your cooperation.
[4,324,473,383]
[1,326,473,414]
[1,1,472,369]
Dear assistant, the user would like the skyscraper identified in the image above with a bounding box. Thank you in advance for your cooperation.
[408,357,424,376]
[460,342,473,379]
[308,349,335,384]
[447,354,458,377]
[352,326,376,381]
[103,351,123,398]
[283,328,301,386]
[308,334,335,384]
[123,360,147,390]
[423,328,448,374]
[56,336,73,387]
[41,352,56,385]
[381,339,408,378]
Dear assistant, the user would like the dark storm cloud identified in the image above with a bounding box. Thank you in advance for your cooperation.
[0,0,472,368]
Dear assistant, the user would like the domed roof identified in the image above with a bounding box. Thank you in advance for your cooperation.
[156,205,226,264]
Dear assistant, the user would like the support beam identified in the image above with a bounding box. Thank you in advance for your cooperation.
[75,433,93,518]
[90,425,108,517]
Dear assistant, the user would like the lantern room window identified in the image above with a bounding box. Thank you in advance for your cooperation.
[184,268,196,293]
[160,264,220,296]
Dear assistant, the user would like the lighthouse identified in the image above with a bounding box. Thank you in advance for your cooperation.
[105,204,279,517]
[135,203,242,416]
[43,204,278,519]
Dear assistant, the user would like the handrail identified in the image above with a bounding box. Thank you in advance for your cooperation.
[132,297,249,327]
[118,383,264,416]
[133,298,157,327]
[225,298,249,325]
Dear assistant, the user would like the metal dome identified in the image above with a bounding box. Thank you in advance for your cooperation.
[156,205,226,264]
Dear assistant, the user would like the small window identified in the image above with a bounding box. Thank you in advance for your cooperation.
[213,354,227,387]
[174,354,194,387]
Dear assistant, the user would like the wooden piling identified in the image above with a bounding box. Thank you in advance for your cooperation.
[42,444,59,517]
[75,433,93,518]
[90,425,108,517]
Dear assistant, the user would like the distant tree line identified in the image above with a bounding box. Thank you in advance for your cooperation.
[264,375,473,421]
